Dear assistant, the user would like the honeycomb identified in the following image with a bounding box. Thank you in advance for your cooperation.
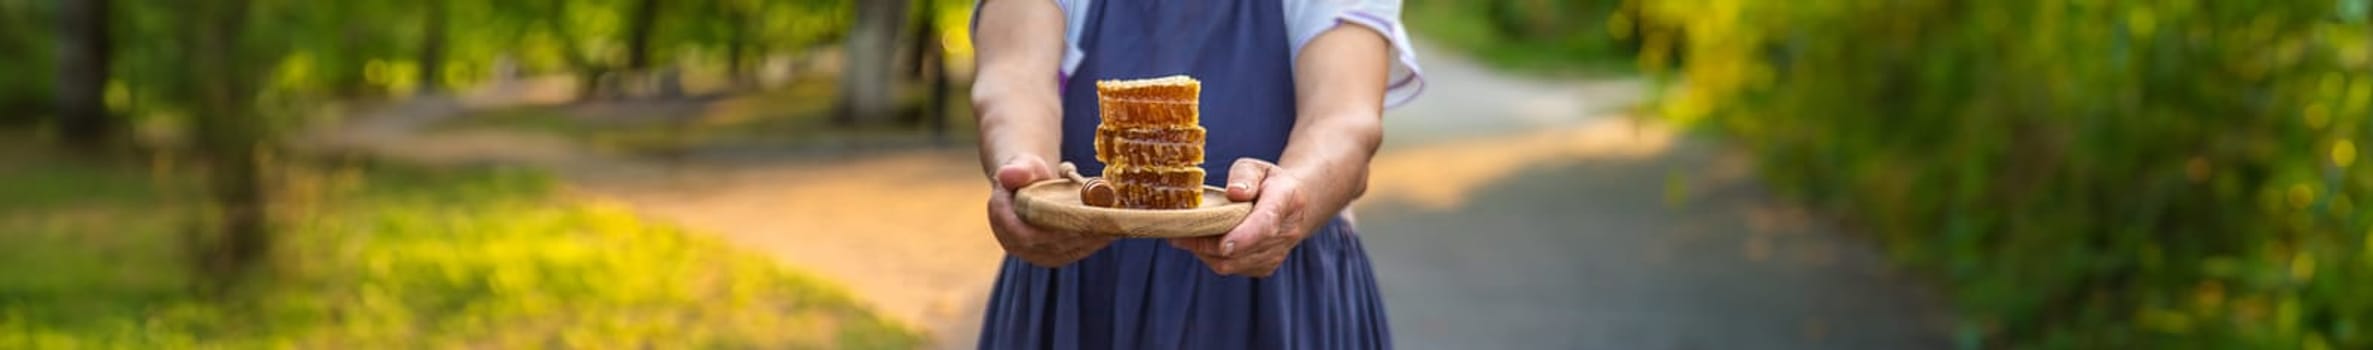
[1093,125,1205,165]
[1094,75,1200,127]
[1104,165,1205,209]
[1092,75,1206,209]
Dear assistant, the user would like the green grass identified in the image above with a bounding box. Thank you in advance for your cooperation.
[0,149,922,348]
[0,159,156,211]
[432,106,598,137]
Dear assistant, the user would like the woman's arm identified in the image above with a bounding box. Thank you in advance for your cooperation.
[1276,24,1392,228]
[971,0,1066,176]
[974,0,1113,268]
[1171,25,1392,277]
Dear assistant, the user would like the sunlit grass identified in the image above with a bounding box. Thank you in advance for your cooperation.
[0,151,920,348]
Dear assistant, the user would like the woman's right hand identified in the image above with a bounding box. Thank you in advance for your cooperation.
[987,155,1114,267]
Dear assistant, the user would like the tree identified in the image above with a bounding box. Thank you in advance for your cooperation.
[624,0,661,72]
[181,0,268,288]
[1639,0,2370,346]
[0,0,56,126]
[536,0,605,101]
[914,0,949,143]
[54,0,112,149]
[719,0,753,88]
[835,0,905,125]
[417,0,448,94]
[610,0,663,99]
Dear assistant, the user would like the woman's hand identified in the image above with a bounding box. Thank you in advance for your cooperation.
[974,0,1085,267]
[988,155,1115,267]
[1168,24,1395,278]
[1169,158,1314,277]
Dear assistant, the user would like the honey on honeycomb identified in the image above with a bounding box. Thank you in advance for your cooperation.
[1096,98,1197,128]
[1093,125,1205,165]
[1104,165,1206,209]
[1092,75,1206,209]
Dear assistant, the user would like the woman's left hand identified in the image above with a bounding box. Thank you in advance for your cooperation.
[1170,158,1314,277]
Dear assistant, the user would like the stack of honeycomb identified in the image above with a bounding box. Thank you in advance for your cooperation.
[1092,75,1205,209]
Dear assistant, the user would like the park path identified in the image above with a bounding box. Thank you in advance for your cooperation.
[320,45,1952,349]
[1354,46,1953,348]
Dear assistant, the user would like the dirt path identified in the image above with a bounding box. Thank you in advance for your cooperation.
[556,149,1008,348]
[321,44,1950,348]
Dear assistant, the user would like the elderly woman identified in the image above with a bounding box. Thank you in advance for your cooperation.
[971,0,1423,348]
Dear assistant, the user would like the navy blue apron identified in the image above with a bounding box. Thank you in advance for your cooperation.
[977,0,1392,349]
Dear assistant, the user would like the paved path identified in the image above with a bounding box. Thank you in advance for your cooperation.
[1349,47,1953,349]
[1360,119,1954,349]
[321,44,1952,349]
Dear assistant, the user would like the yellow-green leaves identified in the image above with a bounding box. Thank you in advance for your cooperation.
[2335,139,2357,168]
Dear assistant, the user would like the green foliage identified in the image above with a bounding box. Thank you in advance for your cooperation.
[0,158,920,348]
[1,0,859,141]
[1639,0,2373,347]
[0,0,55,124]
[1405,0,1639,75]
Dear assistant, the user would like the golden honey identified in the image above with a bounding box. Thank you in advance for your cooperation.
[1094,125,1206,165]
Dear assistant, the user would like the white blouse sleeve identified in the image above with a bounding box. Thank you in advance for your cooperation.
[1055,0,1090,81]
[1284,0,1426,108]
[969,0,1091,81]
[976,0,1425,107]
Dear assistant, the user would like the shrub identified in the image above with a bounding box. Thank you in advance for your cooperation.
[1639,0,2373,347]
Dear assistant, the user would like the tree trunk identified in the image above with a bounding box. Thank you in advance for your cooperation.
[613,0,662,99]
[541,0,605,101]
[928,43,950,145]
[725,10,750,88]
[904,0,933,81]
[836,0,908,125]
[919,0,950,143]
[625,0,661,70]
[416,0,449,95]
[55,0,113,149]
[333,22,369,97]
[185,0,267,289]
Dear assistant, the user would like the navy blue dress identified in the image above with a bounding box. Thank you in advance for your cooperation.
[977,0,1392,349]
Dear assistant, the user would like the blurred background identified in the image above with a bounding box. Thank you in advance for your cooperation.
[0,0,2367,348]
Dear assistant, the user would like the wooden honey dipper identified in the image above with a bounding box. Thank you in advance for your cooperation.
[1060,162,1119,208]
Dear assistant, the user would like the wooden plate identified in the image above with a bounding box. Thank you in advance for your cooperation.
[1013,179,1252,238]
